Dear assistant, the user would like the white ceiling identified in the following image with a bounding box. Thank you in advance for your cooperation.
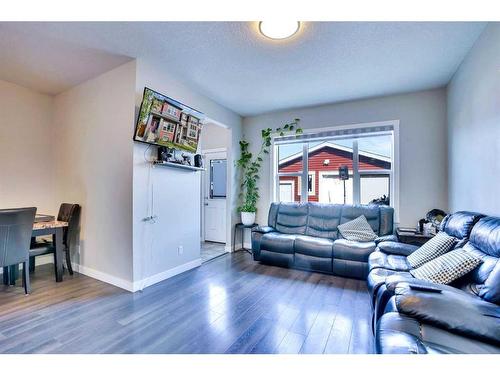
[0,22,487,116]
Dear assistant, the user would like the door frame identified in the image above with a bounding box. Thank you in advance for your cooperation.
[201,147,229,248]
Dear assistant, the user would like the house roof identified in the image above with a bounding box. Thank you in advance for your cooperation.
[278,141,391,166]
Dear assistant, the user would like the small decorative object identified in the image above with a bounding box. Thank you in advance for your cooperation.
[370,194,390,206]
[237,119,302,225]
[426,209,447,228]
[194,154,203,168]
[157,146,173,163]
[181,153,191,166]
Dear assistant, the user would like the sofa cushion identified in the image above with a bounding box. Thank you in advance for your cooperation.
[376,312,500,354]
[440,211,485,242]
[410,249,483,285]
[337,215,377,242]
[294,235,334,258]
[260,232,296,254]
[305,203,342,239]
[407,232,457,268]
[275,203,309,235]
[368,251,411,272]
[333,238,376,262]
[393,283,500,346]
[340,205,380,235]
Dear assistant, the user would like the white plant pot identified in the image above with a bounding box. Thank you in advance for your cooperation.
[241,211,256,226]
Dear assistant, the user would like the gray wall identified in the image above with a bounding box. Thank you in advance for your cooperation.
[133,58,242,287]
[447,23,500,216]
[54,61,136,287]
[0,80,56,213]
[242,88,449,227]
[200,122,231,151]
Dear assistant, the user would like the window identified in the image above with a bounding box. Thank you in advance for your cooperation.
[319,171,353,204]
[279,178,296,202]
[360,174,390,204]
[210,159,227,198]
[273,122,397,214]
[297,172,315,196]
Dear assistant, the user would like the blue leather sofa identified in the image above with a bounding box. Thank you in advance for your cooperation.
[371,214,500,354]
[251,202,394,279]
[367,211,484,323]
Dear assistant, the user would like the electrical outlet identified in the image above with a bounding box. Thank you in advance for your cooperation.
[178,245,184,255]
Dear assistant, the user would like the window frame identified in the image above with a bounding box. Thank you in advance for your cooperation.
[271,120,400,224]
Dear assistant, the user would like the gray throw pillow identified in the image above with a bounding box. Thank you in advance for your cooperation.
[407,231,457,268]
[338,215,377,242]
[410,249,482,285]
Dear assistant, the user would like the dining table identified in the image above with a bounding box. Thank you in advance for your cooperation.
[8,218,68,284]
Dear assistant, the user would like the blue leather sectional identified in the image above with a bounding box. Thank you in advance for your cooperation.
[251,202,394,279]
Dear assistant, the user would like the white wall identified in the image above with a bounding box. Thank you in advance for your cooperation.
[133,58,242,287]
[0,80,56,213]
[447,23,500,216]
[53,61,137,288]
[243,88,449,227]
[200,122,231,151]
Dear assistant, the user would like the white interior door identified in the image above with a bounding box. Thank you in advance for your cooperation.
[203,151,227,243]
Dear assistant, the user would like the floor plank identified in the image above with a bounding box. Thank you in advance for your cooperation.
[0,253,373,353]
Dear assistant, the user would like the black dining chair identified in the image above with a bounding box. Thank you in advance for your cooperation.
[29,203,81,276]
[0,207,37,294]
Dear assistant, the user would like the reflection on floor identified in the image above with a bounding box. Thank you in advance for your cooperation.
[0,254,373,353]
[201,241,227,263]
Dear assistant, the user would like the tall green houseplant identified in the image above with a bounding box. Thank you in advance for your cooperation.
[237,119,302,220]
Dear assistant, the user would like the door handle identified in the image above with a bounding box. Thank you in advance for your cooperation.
[204,203,209,206]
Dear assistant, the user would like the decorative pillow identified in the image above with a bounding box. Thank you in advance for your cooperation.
[410,249,483,285]
[338,215,377,242]
[407,232,457,268]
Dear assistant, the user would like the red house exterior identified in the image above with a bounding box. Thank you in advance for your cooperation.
[278,142,391,203]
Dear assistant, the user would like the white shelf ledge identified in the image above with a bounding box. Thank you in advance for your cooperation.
[152,160,205,172]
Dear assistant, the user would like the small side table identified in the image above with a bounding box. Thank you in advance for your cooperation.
[396,228,435,246]
[233,223,258,254]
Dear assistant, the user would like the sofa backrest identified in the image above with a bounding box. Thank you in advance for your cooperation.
[305,203,343,239]
[267,202,394,239]
[439,211,485,248]
[274,202,309,235]
[461,216,500,305]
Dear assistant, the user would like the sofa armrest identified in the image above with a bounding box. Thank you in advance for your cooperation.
[377,241,418,256]
[394,283,500,346]
[251,226,276,234]
[375,234,398,244]
[385,275,472,296]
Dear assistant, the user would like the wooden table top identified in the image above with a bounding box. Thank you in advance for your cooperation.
[33,220,68,230]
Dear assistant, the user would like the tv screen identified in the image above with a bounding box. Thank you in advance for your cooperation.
[134,87,205,154]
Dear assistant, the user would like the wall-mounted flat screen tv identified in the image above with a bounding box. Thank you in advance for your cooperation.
[134,87,205,154]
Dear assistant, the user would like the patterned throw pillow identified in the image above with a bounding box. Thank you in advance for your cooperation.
[410,249,483,285]
[338,215,377,242]
[407,232,457,268]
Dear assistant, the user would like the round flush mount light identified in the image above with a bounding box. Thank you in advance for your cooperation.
[259,21,301,40]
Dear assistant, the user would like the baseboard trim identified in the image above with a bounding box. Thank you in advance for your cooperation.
[132,258,202,292]
[2,256,201,294]
[71,262,134,292]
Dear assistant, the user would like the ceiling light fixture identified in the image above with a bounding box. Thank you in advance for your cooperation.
[259,21,300,40]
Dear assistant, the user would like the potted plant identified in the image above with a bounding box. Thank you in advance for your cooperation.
[237,119,302,225]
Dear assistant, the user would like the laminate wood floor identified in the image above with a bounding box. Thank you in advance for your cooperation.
[0,252,373,354]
